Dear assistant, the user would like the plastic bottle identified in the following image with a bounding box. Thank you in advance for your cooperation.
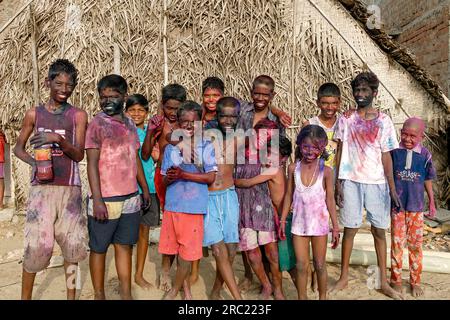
[34,128,54,182]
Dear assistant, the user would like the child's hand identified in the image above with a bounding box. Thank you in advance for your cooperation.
[343,108,356,119]
[93,198,108,221]
[166,166,183,183]
[390,190,404,212]
[141,191,151,210]
[425,201,437,219]
[30,131,61,147]
[335,180,344,208]
[278,221,286,241]
[148,115,164,131]
[234,178,249,188]
[278,111,292,128]
[331,228,340,249]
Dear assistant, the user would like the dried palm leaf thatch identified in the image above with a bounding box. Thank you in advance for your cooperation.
[0,0,448,209]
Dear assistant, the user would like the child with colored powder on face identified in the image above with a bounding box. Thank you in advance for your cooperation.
[331,72,404,300]
[85,75,151,300]
[280,125,340,300]
[202,96,242,300]
[235,133,296,283]
[125,94,160,289]
[14,59,88,300]
[141,84,186,292]
[159,101,218,300]
[235,117,286,300]
[303,82,341,170]
[390,117,436,297]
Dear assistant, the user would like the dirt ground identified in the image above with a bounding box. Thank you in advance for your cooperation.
[0,217,449,300]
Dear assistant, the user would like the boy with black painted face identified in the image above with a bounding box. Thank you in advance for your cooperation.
[203,97,242,299]
[331,72,403,300]
[85,74,150,300]
[14,59,88,300]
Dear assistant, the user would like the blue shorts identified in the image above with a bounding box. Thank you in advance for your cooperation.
[340,180,391,229]
[203,187,239,247]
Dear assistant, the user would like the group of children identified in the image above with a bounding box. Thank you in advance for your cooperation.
[13,59,437,301]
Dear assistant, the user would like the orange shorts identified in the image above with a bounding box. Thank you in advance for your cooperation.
[158,210,204,261]
[154,167,166,211]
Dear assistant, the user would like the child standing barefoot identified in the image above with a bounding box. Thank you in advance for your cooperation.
[390,117,436,297]
[280,125,340,300]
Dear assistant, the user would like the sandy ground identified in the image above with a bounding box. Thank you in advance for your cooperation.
[0,217,449,300]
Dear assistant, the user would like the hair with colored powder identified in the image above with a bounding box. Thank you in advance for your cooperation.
[177,100,202,121]
[216,96,240,114]
[403,116,426,133]
[202,77,224,94]
[351,71,379,92]
[48,59,78,84]
[126,94,149,111]
[162,83,187,104]
[317,82,341,100]
[295,124,329,160]
[252,75,275,91]
[279,136,292,158]
[97,74,127,94]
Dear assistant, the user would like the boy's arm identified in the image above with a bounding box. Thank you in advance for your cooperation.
[324,166,339,249]
[381,151,402,210]
[279,163,295,240]
[234,170,276,188]
[301,120,310,129]
[270,106,292,128]
[13,108,36,167]
[86,148,108,220]
[136,149,151,209]
[166,167,216,185]
[334,139,343,207]
[29,110,88,162]
[424,180,436,218]
[142,115,164,160]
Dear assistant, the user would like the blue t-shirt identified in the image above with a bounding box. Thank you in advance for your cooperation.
[137,125,156,194]
[392,145,436,212]
[161,140,218,214]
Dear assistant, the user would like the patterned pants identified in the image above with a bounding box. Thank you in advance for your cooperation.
[390,210,423,286]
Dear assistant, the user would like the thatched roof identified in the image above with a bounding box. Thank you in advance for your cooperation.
[339,0,450,113]
[0,0,448,209]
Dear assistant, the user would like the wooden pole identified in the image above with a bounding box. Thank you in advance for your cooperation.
[29,4,39,106]
[113,43,121,75]
[0,0,34,36]
[162,0,168,85]
[290,0,298,123]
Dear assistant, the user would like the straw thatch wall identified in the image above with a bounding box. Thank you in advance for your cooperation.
[0,0,448,212]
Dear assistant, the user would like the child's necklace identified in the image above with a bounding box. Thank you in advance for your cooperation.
[301,159,319,190]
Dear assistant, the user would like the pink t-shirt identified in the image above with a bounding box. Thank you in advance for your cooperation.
[334,111,398,184]
[85,112,140,197]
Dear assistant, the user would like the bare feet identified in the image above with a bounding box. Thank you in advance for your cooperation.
[259,285,273,300]
[273,288,286,300]
[411,284,424,298]
[380,282,404,300]
[135,275,154,290]
[328,277,348,294]
[311,271,318,293]
[189,273,199,286]
[94,292,106,300]
[238,276,253,292]
[209,290,222,300]
[158,272,172,292]
[183,282,193,300]
[163,289,178,300]
[390,282,403,294]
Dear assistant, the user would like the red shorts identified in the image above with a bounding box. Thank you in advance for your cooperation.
[154,167,166,211]
[158,210,204,261]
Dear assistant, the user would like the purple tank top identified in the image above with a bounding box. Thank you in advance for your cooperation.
[32,104,81,186]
